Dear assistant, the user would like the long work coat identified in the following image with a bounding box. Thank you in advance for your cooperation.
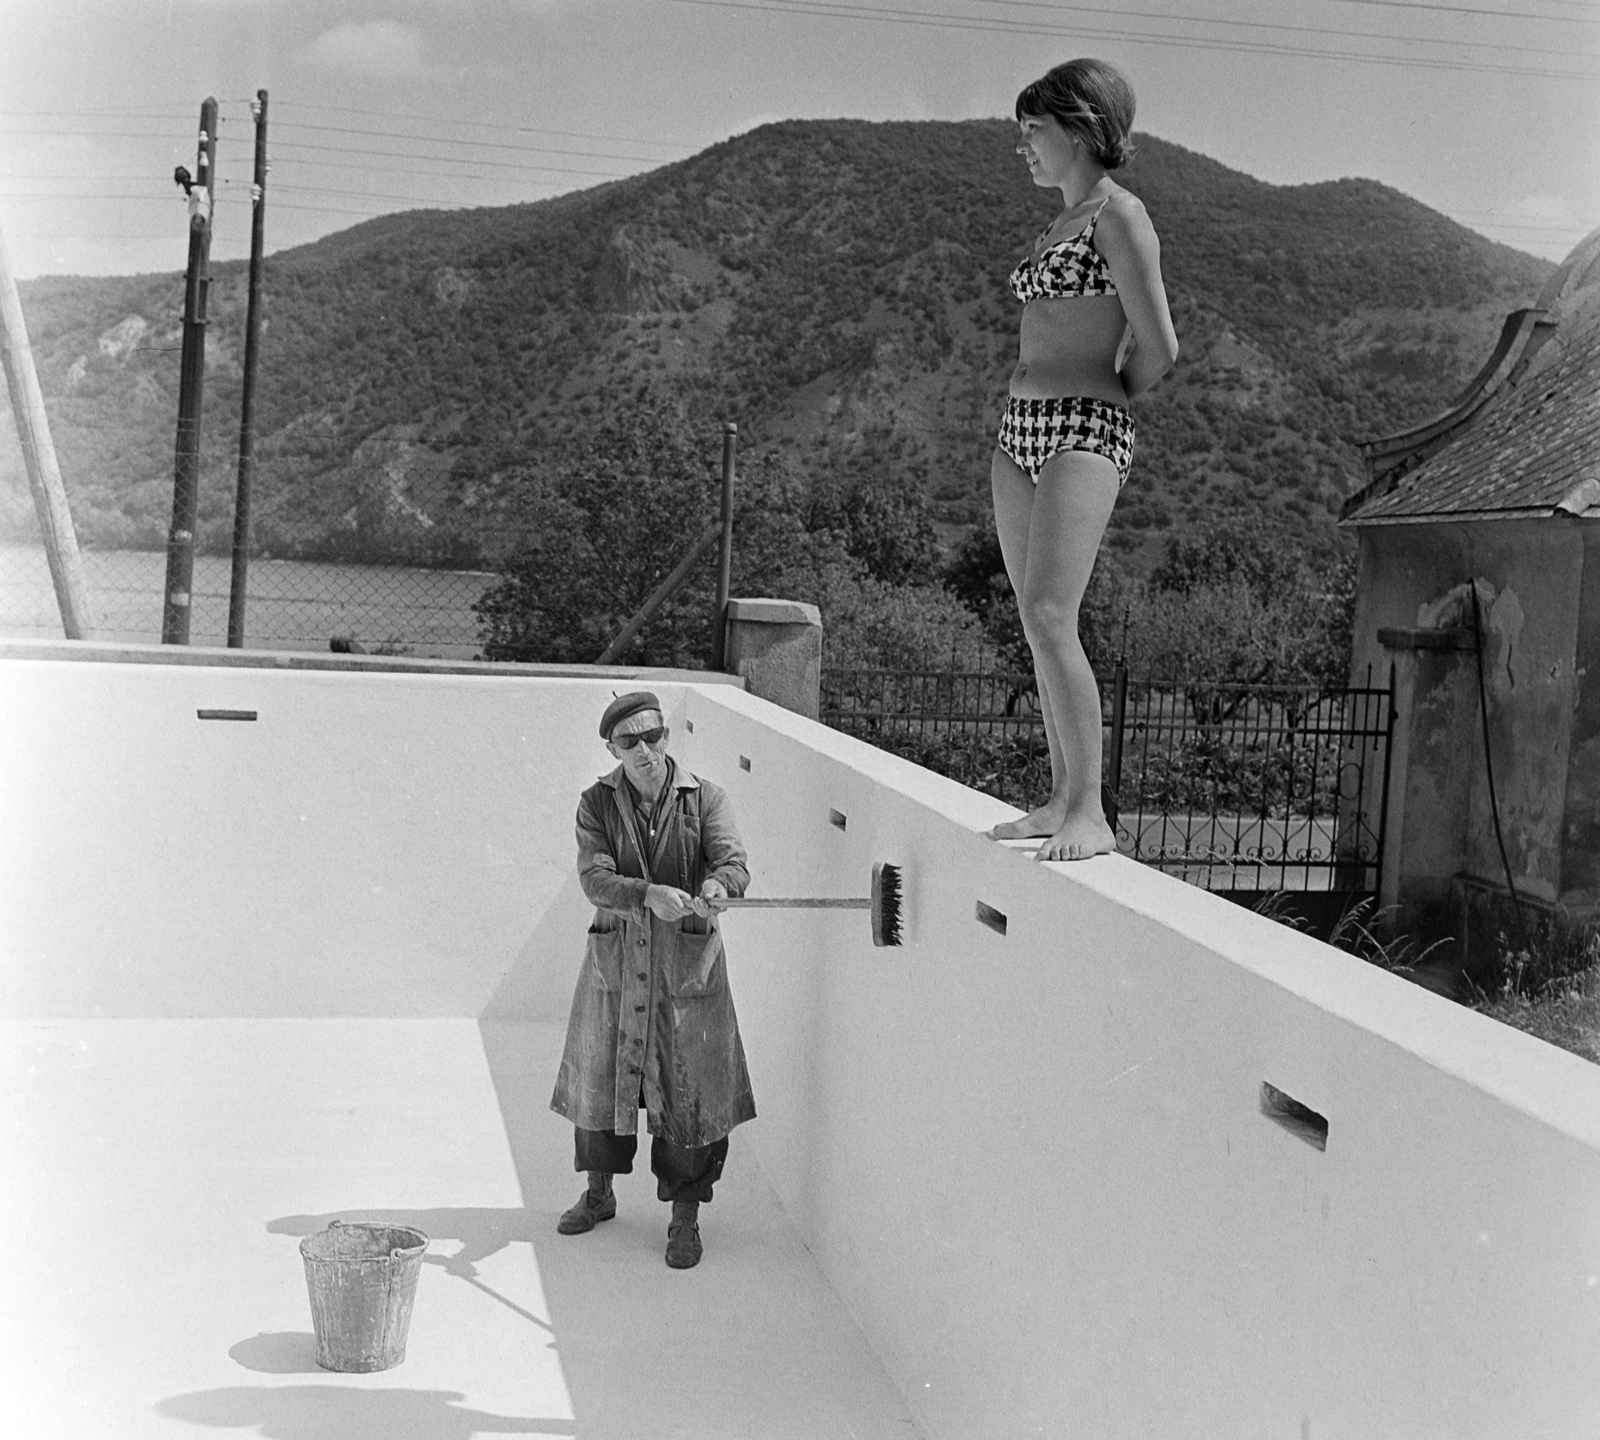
[550,761,756,1149]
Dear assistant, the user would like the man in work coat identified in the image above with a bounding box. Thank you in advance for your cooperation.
[550,690,755,1269]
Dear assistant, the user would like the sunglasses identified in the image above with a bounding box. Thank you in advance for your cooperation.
[612,726,667,751]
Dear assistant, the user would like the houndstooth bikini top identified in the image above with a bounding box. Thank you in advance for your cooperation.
[1009,198,1117,303]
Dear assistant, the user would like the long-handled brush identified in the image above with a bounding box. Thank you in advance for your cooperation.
[707,861,902,947]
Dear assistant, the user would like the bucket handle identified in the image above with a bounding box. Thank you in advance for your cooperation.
[320,1218,425,1257]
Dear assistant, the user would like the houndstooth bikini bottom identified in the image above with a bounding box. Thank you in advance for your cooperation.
[997,394,1134,486]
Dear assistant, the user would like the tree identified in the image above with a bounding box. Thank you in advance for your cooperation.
[1148,515,1307,599]
[475,400,987,669]
[944,513,1135,674]
[1137,519,1355,689]
[475,397,722,665]
[805,469,942,588]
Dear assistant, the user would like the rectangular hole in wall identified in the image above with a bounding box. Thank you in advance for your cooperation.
[739,755,751,772]
[829,809,847,830]
[975,901,1007,936]
[1260,1082,1328,1151]
[197,709,257,722]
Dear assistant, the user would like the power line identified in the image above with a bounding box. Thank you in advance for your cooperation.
[658,0,1600,80]
[271,139,642,181]
[1317,0,1596,25]
[0,107,196,118]
[966,0,1599,58]
[269,99,697,152]
[223,154,600,185]
[0,127,225,142]
[0,117,665,174]
[1459,219,1594,233]
[271,120,679,167]
[249,181,541,209]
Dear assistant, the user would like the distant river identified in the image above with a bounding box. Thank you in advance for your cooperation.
[0,542,499,659]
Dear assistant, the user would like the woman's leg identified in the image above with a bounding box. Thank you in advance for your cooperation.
[1017,447,1120,860]
[988,446,1071,839]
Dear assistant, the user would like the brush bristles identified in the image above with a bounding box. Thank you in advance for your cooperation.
[870,861,903,947]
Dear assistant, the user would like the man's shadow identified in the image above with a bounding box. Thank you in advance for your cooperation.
[156,1385,571,1439]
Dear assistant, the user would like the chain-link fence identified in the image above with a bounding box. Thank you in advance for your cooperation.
[1,533,501,658]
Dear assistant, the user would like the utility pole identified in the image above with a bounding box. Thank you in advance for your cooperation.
[227,88,267,648]
[0,220,93,638]
[162,97,218,645]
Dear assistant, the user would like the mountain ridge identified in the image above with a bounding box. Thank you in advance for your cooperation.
[0,118,1554,569]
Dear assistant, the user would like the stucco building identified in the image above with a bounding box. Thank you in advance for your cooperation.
[1341,227,1600,955]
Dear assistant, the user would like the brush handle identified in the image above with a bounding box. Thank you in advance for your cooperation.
[708,897,871,909]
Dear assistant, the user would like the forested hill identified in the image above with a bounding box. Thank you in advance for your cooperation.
[1,119,1553,567]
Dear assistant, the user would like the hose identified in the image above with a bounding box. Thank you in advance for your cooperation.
[1468,583,1533,963]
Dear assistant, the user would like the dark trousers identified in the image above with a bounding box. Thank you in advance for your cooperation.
[574,1125,729,1204]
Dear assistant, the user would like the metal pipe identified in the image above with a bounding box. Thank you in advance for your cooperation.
[711,421,736,669]
[1105,660,1128,827]
[596,520,721,665]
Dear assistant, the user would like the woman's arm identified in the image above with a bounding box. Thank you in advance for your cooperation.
[1095,192,1179,399]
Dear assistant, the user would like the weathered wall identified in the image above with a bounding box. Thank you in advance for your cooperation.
[1562,524,1600,903]
[1350,519,1587,920]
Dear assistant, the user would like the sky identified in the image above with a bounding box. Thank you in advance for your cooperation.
[0,0,1596,280]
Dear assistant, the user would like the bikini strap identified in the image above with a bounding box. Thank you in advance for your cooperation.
[1082,195,1113,239]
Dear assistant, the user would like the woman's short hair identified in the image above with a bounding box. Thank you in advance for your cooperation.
[1015,59,1137,170]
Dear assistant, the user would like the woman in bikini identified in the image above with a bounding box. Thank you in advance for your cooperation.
[988,58,1178,862]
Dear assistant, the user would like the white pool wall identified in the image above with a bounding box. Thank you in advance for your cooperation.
[5,655,1600,1440]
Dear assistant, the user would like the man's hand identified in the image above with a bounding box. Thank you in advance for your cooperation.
[644,884,696,922]
[692,877,728,917]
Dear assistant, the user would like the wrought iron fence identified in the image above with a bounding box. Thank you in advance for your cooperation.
[821,649,1395,897]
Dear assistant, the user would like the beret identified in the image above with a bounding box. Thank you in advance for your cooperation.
[599,690,662,739]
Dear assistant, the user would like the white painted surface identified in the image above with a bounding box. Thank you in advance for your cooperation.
[5,654,1600,1439]
[0,1017,920,1439]
[672,685,1600,1440]
[0,660,652,1018]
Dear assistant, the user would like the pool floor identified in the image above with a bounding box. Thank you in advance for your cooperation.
[1,1018,921,1439]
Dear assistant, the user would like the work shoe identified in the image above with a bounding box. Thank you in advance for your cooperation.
[665,1200,702,1269]
[557,1186,617,1235]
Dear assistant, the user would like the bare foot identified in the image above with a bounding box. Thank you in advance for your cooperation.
[988,798,1069,841]
[1034,810,1117,862]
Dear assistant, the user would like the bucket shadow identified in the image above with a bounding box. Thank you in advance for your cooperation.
[229,1331,322,1374]
[155,1385,572,1439]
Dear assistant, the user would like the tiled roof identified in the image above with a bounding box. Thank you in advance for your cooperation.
[1345,235,1600,524]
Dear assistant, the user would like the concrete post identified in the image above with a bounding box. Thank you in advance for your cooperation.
[723,597,822,720]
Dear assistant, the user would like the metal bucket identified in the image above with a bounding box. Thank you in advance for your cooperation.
[299,1220,429,1373]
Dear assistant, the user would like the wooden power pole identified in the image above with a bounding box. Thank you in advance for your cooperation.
[162,97,219,645]
[0,219,93,638]
[227,88,268,648]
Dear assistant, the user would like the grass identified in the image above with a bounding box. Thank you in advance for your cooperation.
[1255,894,1600,1066]
[1473,966,1600,1065]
